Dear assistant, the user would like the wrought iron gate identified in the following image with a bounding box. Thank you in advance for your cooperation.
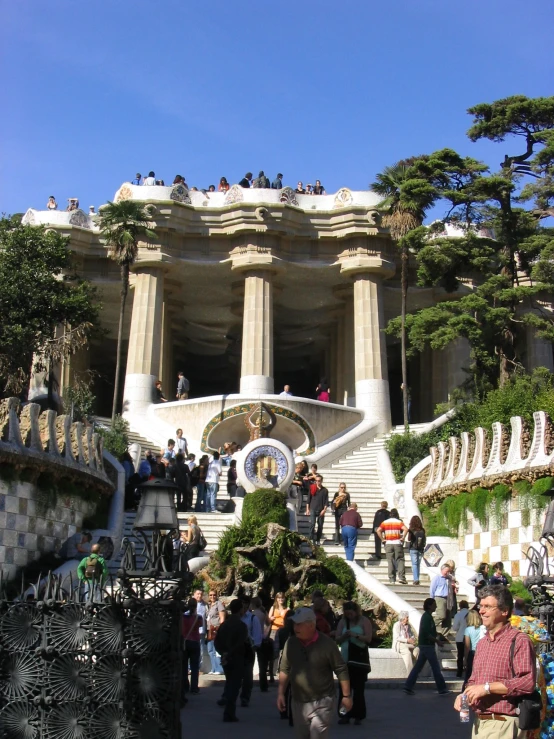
[0,574,184,738]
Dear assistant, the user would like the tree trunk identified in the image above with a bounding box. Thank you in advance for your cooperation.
[401,244,410,428]
[111,263,129,424]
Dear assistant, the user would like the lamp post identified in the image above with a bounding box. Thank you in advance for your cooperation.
[118,478,189,583]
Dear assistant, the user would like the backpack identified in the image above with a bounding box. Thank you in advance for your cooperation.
[182,377,190,392]
[190,466,200,486]
[84,555,103,579]
[198,530,207,551]
[410,530,426,552]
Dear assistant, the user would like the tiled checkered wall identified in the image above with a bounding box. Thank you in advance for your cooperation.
[0,478,97,579]
[457,496,544,578]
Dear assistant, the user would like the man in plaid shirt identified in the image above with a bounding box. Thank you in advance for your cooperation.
[454,585,536,738]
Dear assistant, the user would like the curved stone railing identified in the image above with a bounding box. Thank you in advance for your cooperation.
[415,411,554,504]
[0,397,112,492]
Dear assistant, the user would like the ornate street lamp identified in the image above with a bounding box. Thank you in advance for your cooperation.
[119,478,189,584]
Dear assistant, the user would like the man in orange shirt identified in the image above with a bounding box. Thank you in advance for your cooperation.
[377,507,408,584]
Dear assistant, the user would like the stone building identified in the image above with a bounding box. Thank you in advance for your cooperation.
[22,182,554,452]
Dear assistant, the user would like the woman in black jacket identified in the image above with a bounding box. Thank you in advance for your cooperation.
[331,483,350,544]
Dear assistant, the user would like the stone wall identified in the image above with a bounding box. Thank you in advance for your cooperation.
[0,477,98,578]
[0,397,114,579]
[457,501,544,578]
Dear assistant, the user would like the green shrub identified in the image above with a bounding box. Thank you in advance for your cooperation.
[439,492,470,534]
[420,504,455,537]
[467,487,489,529]
[242,489,289,527]
[509,578,532,604]
[97,415,130,458]
[321,556,356,600]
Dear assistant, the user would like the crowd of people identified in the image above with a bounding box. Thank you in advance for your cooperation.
[128,170,327,195]
[183,588,371,729]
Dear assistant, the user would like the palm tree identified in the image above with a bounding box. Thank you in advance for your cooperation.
[97,200,155,423]
[371,161,434,427]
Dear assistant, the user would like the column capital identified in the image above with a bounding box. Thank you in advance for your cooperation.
[337,247,395,280]
[229,244,283,274]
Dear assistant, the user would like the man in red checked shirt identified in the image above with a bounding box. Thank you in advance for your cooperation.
[454,584,537,738]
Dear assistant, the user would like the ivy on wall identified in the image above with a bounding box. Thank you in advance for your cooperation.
[420,476,552,537]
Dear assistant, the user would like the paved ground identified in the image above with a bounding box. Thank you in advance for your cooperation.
[183,679,471,739]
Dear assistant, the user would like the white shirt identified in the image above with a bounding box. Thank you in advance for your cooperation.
[143,176,156,185]
[176,437,187,454]
[205,459,222,484]
[163,447,176,459]
[279,391,293,397]
[188,460,196,471]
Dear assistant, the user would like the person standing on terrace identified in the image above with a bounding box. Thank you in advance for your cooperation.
[239,172,253,188]
[219,177,230,192]
[131,173,142,185]
[143,171,156,185]
[47,195,58,210]
[271,172,283,189]
[313,180,326,195]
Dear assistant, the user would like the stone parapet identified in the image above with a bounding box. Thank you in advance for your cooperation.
[0,398,111,493]
[415,410,554,506]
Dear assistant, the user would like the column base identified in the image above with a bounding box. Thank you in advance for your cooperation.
[355,379,391,427]
[239,375,274,394]
[123,373,156,418]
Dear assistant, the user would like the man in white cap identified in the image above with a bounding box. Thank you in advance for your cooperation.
[277,607,351,739]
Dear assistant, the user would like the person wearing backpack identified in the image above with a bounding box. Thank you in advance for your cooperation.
[77,543,108,601]
[406,515,426,586]
[176,370,190,400]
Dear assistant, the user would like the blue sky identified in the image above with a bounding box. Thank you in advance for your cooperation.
[2,0,553,217]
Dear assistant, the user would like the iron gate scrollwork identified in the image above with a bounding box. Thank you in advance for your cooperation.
[0,573,185,739]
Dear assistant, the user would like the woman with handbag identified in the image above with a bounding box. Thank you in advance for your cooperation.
[392,611,418,674]
[331,483,350,544]
[206,589,226,674]
[268,592,290,682]
[335,601,372,725]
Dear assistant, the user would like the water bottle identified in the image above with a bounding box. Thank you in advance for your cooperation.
[460,693,470,723]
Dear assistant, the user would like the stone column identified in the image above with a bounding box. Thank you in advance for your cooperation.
[123,265,165,417]
[230,245,280,395]
[352,273,390,422]
[160,302,174,400]
[239,270,274,393]
[335,313,346,405]
[339,247,395,426]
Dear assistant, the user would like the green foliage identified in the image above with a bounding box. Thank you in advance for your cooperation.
[63,379,96,422]
[387,370,554,482]
[427,476,552,537]
[489,484,512,529]
[385,432,434,483]
[97,415,130,458]
[508,578,533,604]
[214,518,266,568]
[267,529,302,571]
[242,489,289,527]
[419,504,454,537]
[0,218,100,394]
[467,487,489,529]
[388,96,554,392]
[378,619,395,649]
[439,492,470,534]
[320,556,356,600]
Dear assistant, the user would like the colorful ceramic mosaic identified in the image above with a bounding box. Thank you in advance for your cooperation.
[201,402,316,455]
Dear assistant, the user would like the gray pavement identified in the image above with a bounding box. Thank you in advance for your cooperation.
[183,679,471,739]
